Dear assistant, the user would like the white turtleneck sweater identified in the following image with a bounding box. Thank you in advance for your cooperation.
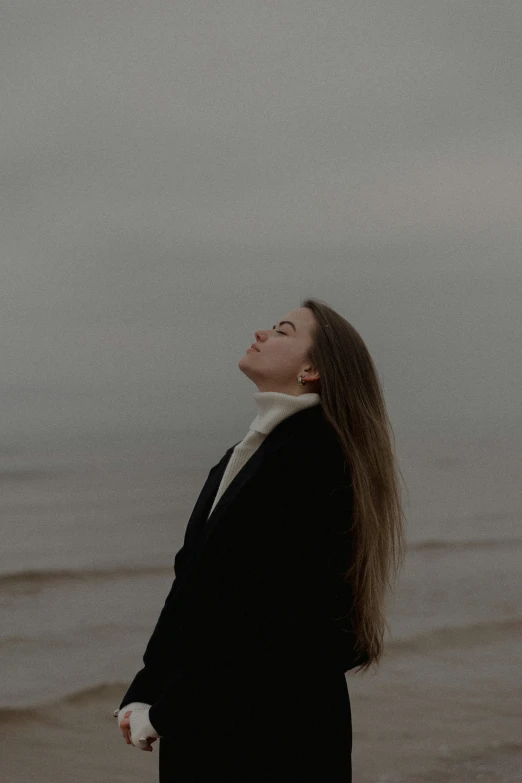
[116,390,321,741]
[207,390,321,519]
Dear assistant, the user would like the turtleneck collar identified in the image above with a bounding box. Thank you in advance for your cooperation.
[249,390,321,436]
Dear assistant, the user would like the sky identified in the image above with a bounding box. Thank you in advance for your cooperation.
[1,0,521,448]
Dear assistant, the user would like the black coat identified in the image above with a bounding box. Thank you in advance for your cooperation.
[119,404,367,781]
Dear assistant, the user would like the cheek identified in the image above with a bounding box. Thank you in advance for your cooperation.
[270,345,292,364]
[277,344,299,363]
[262,343,298,368]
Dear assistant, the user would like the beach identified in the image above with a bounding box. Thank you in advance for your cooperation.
[2,635,522,783]
[1,427,521,781]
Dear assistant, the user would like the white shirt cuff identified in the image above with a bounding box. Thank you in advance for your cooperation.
[129,707,160,746]
[116,701,151,728]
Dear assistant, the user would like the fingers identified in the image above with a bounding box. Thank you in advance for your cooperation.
[136,735,158,751]
[140,737,157,752]
[120,710,132,743]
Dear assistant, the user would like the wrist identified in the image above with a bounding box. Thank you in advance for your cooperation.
[129,707,160,745]
[115,701,151,728]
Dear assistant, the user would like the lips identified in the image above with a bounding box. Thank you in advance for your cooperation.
[250,343,260,352]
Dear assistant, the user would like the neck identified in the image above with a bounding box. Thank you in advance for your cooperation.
[254,384,318,396]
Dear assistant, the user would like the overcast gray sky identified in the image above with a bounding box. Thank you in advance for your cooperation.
[1,1,520,446]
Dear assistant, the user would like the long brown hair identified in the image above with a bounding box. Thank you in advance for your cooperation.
[301,297,407,672]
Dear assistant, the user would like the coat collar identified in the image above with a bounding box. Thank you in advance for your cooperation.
[183,403,335,554]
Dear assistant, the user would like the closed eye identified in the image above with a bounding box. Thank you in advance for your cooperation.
[276,330,286,335]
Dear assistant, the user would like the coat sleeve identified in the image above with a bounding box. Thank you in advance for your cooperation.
[118,454,228,709]
[147,435,366,738]
[117,545,186,709]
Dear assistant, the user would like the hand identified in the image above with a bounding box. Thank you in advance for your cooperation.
[119,710,158,751]
[120,709,159,751]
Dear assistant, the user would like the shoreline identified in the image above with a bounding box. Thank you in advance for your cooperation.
[3,644,522,783]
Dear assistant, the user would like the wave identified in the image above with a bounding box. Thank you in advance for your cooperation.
[410,741,522,781]
[0,564,173,590]
[0,682,130,725]
[2,617,521,715]
[408,537,522,552]
[2,536,521,590]
[386,617,522,654]
[0,621,150,649]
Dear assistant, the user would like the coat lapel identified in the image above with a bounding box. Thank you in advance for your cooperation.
[184,405,328,554]
[181,444,237,551]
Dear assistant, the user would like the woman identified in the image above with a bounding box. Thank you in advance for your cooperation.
[115,297,406,781]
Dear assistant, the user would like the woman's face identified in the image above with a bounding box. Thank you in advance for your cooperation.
[238,307,320,394]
